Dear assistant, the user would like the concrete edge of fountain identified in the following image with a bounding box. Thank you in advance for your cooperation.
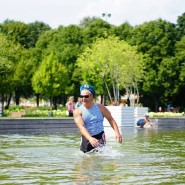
[0,117,185,134]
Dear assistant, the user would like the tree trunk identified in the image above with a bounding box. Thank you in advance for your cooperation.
[53,97,57,110]
[0,94,4,116]
[154,97,159,112]
[49,97,53,117]
[127,95,130,106]
[100,94,105,105]
[5,94,12,109]
[36,94,40,107]
[103,77,112,104]
[15,90,20,105]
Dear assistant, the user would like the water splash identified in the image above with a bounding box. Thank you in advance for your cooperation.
[85,144,124,157]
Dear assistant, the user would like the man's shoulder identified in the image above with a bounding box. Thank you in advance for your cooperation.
[97,103,108,114]
[96,103,104,108]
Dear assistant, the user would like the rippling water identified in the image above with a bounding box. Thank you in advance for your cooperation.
[0,127,184,184]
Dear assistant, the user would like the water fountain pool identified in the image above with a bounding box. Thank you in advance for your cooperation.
[0,127,184,184]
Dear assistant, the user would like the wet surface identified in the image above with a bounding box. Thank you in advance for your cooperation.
[0,127,184,184]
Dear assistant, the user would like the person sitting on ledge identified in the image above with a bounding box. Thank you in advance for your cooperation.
[136,113,153,128]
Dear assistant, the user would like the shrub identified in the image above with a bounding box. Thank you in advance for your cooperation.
[149,112,185,118]
[3,106,68,117]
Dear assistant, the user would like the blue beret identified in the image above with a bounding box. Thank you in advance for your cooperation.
[80,84,96,97]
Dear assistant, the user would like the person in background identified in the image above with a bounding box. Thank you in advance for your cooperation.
[66,96,75,117]
[136,113,153,128]
[74,84,122,153]
[75,97,82,108]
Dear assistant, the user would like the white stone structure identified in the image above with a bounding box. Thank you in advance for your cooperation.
[103,106,148,127]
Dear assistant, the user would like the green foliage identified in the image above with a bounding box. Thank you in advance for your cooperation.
[0,20,29,48]
[35,25,84,95]
[32,52,69,97]
[175,36,185,84]
[23,108,67,117]
[76,35,144,103]
[129,19,178,110]
[0,19,51,49]
[6,105,24,112]
[79,16,99,28]
[3,105,67,117]
[0,33,23,95]
[13,49,36,98]
[170,35,185,110]
[176,12,185,39]
[0,13,185,111]
[150,112,185,118]
[27,21,51,48]
[111,22,133,41]
[82,18,112,45]
[130,19,177,58]
[35,29,58,57]
[0,34,13,74]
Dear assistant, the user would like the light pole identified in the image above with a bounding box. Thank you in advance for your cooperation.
[102,13,111,21]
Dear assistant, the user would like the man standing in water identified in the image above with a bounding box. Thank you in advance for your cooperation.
[74,84,122,153]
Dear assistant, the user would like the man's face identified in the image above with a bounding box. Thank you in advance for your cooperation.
[80,89,93,104]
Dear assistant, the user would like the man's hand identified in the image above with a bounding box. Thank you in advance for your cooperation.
[115,132,122,144]
[89,137,100,148]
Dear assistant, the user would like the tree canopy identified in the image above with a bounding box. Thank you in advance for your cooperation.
[32,52,68,97]
[129,19,178,110]
[76,35,144,105]
[0,12,185,112]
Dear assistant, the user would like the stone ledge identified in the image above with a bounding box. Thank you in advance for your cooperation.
[0,117,185,134]
[151,117,185,128]
[0,118,77,134]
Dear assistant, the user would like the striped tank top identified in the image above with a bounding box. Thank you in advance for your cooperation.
[79,102,104,136]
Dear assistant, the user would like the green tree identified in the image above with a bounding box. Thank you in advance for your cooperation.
[0,34,14,75]
[172,36,185,110]
[0,33,23,109]
[32,52,69,110]
[82,18,112,45]
[0,20,29,48]
[79,16,99,28]
[36,29,58,52]
[44,25,84,96]
[157,57,180,106]
[35,29,58,69]
[0,20,51,106]
[13,48,36,105]
[130,19,178,111]
[76,36,144,105]
[0,20,51,49]
[26,21,51,48]
[176,12,185,39]
[111,22,133,42]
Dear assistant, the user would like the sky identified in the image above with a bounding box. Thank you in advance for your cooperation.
[0,0,185,28]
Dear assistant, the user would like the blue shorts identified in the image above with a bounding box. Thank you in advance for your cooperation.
[137,119,145,126]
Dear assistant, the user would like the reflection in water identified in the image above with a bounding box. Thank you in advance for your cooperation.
[0,127,185,184]
[73,155,121,184]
